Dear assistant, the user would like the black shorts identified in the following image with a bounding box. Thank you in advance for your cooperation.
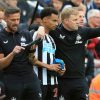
[58,78,89,100]
[41,84,58,100]
[0,81,5,96]
[3,72,42,100]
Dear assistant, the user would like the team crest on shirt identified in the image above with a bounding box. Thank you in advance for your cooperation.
[20,36,27,46]
[11,97,16,100]
[20,36,26,42]
[75,34,83,44]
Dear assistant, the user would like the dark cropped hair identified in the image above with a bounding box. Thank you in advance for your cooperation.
[4,6,20,16]
[40,7,58,19]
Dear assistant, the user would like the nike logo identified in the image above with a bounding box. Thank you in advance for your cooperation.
[3,40,8,44]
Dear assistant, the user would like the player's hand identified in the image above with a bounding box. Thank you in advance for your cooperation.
[12,45,25,55]
[58,64,66,76]
[47,64,61,72]
[36,26,45,39]
[57,68,66,76]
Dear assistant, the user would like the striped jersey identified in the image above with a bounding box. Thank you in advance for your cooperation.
[33,32,58,85]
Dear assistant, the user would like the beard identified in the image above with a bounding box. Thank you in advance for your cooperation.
[7,25,18,33]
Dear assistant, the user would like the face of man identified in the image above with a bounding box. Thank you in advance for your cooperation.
[89,13,100,27]
[43,13,59,32]
[78,11,85,27]
[63,15,79,31]
[52,0,63,11]
[71,0,82,6]
[5,0,18,7]
[94,0,100,8]
[5,12,20,33]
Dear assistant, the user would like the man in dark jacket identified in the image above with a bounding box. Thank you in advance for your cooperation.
[49,7,100,100]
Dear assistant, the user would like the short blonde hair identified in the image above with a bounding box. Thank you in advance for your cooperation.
[60,7,79,21]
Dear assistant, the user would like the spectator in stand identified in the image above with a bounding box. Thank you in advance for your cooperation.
[75,5,86,26]
[0,1,7,10]
[50,0,85,12]
[63,0,84,8]
[3,0,31,23]
[62,0,87,21]
[3,0,18,7]
[93,0,100,10]
[86,9,100,70]
[0,1,7,31]
[86,9,100,28]
[50,0,65,12]
[17,0,31,23]
[82,0,96,17]
[28,12,42,31]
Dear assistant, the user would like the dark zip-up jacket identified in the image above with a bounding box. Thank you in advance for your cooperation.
[50,24,100,78]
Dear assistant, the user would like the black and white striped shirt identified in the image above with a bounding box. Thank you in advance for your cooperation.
[33,32,58,85]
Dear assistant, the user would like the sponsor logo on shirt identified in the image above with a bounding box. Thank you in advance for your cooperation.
[3,40,8,44]
[59,34,65,39]
[43,41,55,54]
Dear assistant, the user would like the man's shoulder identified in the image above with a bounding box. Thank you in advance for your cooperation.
[50,24,64,35]
[0,29,6,37]
[18,29,32,37]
